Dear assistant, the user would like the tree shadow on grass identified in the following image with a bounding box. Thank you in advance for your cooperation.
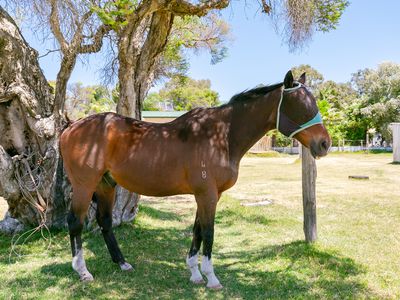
[217,241,374,299]
[139,205,183,221]
[215,206,274,227]
[2,205,379,299]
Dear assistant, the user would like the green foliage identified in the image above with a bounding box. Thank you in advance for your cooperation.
[143,93,164,111]
[267,130,292,147]
[316,81,360,144]
[157,14,230,79]
[92,3,230,80]
[145,76,220,111]
[315,0,350,32]
[91,0,138,31]
[65,83,116,119]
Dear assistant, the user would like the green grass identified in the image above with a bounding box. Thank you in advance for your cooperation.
[0,153,399,299]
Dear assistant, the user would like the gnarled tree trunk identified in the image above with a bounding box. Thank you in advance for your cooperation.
[0,7,71,234]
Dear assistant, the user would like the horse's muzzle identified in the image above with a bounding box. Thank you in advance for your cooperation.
[310,138,331,158]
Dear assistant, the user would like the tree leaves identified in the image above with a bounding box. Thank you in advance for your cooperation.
[144,76,220,111]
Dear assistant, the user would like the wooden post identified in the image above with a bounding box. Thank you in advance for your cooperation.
[392,123,400,162]
[301,145,317,242]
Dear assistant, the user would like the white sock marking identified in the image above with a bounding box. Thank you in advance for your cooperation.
[201,256,222,288]
[72,248,93,281]
[119,261,133,271]
[186,253,204,283]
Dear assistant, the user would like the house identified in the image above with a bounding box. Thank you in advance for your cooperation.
[142,111,186,123]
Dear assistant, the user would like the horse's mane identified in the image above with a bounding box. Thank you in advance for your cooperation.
[228,82,283,104]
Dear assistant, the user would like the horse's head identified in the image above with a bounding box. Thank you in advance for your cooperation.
[277,70,331,158]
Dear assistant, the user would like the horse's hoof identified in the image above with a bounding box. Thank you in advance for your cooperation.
[80,272,94,282]
[207,283,223,290]
[190,277,205,285]
[120,262,134,272]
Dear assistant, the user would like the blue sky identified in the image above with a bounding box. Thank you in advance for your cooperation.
[13,0,400,102]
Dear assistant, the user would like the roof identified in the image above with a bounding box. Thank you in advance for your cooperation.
[142,111,186,118]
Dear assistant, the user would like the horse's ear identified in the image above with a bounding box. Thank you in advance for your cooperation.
[298,72,306,84]
[284,70,294,88]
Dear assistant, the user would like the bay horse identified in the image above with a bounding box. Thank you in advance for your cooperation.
[60,71,331,289]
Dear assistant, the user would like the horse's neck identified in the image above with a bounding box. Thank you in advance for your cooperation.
[228,89,280,162]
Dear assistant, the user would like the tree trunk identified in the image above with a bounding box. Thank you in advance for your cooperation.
[109,11,174,226]
[53,53,77,126]
[106,63,142,227]
[0,7,71,234]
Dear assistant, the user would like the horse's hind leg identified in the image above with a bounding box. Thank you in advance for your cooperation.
[186,211,205,284]
[95,175,133,271]
[68,187,94,281]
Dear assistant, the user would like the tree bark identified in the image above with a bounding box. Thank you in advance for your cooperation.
[0,7,71,234]
[109,11,175,225]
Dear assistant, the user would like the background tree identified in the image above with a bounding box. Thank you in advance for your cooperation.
[65,83,116,119]
[352,62,400,141]
[292,64,324,90]
[144,76,220,111]
[316,80,360,144]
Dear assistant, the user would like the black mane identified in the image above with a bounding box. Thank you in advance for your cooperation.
[228,82,283,104]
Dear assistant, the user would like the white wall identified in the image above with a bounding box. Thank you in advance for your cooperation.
[392,123,400,162]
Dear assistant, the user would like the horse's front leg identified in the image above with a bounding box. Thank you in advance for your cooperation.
[194,190,222,289]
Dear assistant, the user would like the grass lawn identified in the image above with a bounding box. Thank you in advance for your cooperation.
[0,153,399,299]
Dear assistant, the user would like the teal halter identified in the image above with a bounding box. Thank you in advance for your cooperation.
[276,82,323,138]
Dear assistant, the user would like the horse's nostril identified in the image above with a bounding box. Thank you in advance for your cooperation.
[321,140,328,151]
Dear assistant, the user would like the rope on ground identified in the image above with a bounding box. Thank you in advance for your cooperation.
[9,146,56,260]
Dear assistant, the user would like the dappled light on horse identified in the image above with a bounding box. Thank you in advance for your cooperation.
[60,70,331,288]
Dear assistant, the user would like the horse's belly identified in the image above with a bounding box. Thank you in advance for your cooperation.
[110,164,192,196]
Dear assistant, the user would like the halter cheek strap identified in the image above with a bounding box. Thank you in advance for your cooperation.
[276,82,323,138]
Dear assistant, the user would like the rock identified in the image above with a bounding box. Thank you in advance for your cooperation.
[0,211,25,235]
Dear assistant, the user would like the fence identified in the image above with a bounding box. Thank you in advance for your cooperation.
[249,136,393,154]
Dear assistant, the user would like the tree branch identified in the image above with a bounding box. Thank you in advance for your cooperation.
[38,48,61,58]
[77,24,111,54]
[171,0,230,16]
[134,11,174,100]
[49,0,68,52]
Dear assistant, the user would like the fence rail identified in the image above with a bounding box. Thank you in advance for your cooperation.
[248,136,393,154]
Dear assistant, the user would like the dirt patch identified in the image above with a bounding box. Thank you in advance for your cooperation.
[141,194,193,204]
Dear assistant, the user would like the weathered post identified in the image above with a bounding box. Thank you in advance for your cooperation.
[302,145,317,242]
[392,123,400,163]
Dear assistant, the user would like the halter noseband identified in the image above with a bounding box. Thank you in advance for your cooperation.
[276,82,323,138]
